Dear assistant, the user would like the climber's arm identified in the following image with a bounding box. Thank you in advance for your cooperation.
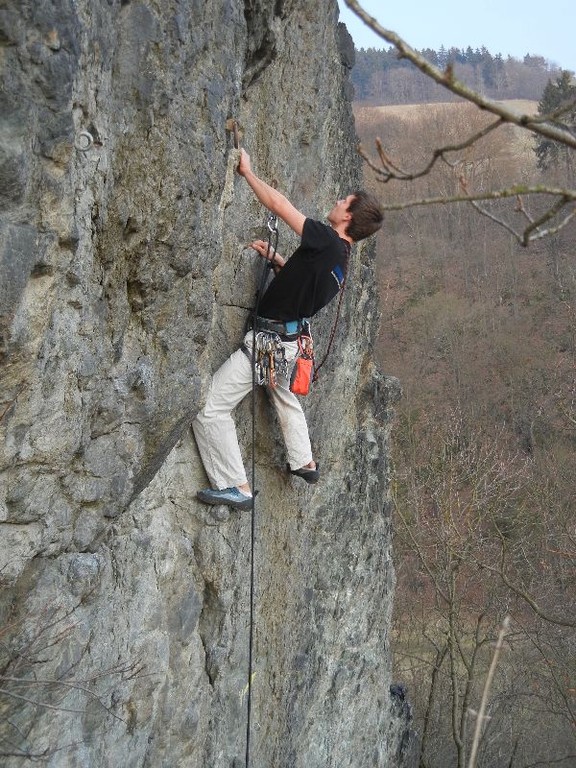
[249,239,286,273]
[237,149,306,237]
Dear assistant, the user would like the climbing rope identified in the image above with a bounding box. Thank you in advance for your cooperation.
[312,241,350,382]
[223,120,283,765]
[245,185,279,768]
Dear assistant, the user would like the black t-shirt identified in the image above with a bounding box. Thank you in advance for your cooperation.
[257,218,349,321]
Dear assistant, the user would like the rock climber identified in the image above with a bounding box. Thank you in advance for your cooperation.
[193,148,383,510]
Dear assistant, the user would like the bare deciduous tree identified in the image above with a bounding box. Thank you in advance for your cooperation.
[393,414,576,768]
[0,602,144,760]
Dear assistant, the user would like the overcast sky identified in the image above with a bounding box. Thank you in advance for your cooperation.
[337,0,576,73]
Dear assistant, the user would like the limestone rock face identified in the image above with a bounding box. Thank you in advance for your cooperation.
[0,1,413,765]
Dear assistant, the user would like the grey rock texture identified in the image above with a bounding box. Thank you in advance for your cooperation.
[0,1,413,765]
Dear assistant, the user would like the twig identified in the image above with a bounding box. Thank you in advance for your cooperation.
[467,616,510,768]
[479,554,576,627]
[521,197,575,245]
[0,687,86,714]
[0,383,26,424]
[360,117,504,183]
[523,754,576,767]
[374,185,576,210]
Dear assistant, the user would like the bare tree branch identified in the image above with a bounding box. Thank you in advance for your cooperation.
[369,185,576,210]
[358,117,505,182]
[523,756,576,767]
[467,616,510,768]
[420,644,449,767]
[477,554,576,628]
[0,688,87,714]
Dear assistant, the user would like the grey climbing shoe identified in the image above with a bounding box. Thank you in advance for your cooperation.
[196,487,253,510]
[288,463,320,484]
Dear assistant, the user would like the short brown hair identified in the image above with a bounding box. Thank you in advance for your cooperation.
[346,191,383,242]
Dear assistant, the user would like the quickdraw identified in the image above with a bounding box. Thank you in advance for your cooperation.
[254,331,289,388]
[297,333,313,359]
[266,210,279,261]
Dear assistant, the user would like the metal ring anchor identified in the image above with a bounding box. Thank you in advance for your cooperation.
[75,130,94,152]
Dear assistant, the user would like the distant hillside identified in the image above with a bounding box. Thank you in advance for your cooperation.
[352,45,562,104]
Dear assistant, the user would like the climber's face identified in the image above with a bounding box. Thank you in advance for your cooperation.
[327,194,355,227]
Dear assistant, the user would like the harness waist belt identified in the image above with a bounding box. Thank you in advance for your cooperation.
[255,316,309,339]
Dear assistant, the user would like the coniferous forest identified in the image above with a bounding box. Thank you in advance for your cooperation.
[352,45,563,104]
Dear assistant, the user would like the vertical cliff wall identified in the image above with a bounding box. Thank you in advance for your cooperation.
[0,1,411,765]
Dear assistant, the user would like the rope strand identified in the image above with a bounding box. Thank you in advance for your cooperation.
[245,214,278,768]
[313,243,350,382]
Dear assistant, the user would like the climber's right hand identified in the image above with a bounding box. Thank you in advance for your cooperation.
[249,240,285,268]
[237,148,252,177]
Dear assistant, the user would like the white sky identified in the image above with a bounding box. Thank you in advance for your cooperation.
[337,0,576,73]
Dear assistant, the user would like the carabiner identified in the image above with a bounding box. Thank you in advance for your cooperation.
[267,213,278,234]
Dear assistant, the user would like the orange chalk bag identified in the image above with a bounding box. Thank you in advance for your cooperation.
[289,334,314,396]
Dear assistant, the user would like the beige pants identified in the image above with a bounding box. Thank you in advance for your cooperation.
[192,332,313,489]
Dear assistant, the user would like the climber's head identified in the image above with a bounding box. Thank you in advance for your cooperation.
[344,191,384,242]
[328,191,383,243]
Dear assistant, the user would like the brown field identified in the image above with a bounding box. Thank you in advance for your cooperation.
[356,99,538,119]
